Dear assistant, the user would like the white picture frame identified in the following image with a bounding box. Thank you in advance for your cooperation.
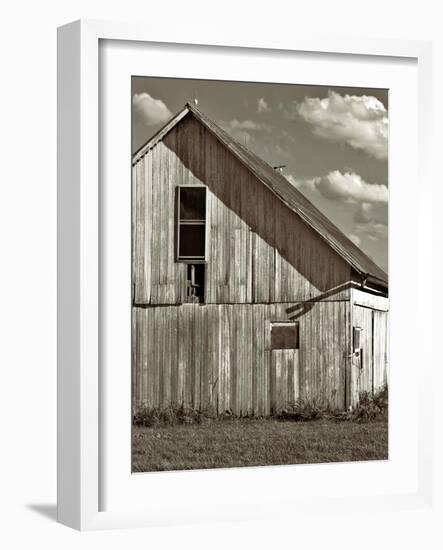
[57,19,433,531]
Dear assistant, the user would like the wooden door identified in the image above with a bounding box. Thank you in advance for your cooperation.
[351,305,374,403]
[373,310,389,391]
[270,349,299,413]
[351,305,389,406]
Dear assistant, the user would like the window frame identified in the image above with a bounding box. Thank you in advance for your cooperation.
[176,184,208,263]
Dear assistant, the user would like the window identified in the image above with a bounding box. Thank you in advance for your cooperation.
[186,264,205,303]
[177,186,206,261]
[271,322,299,350]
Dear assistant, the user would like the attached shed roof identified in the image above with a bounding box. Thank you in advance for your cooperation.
[133,102,388,288]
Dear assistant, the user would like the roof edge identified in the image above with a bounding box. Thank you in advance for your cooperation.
[132,106,190,165]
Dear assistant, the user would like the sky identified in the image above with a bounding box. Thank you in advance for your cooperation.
[132,77,388,273]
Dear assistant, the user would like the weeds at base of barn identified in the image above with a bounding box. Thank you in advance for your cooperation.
[132,384,388,427]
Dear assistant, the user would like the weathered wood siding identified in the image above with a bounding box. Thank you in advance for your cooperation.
[133,300,349,414]
[132,115,352,305]
[270,350,299,413]
[352,287,389,312]
[373,309,389,390]
[350,300,389,406]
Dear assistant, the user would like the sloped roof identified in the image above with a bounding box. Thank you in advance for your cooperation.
[133,102,388,288]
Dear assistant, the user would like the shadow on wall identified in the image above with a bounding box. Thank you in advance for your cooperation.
[286,282,353,319]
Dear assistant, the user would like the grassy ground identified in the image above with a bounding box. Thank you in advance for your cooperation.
[132,418,388,472]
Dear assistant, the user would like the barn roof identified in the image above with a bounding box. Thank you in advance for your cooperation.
[133,102,388,288]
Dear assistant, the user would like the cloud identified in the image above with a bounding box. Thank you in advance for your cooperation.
[286,171,387,268]
[293,91,388,160]
[132,93,172,126]
[225,119,269,131]
[287,170,388,230]
[354,202,388,226]
[290,170,388,204]
[257,97,271,113]
[222,119,271,146]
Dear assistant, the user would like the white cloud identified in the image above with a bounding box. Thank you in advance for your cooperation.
[222,119,271,146]
[226,119,268,131]
[290,170,388,204]
[285,171,387,268]
[132,93,172,126]
[286,171,388,269]
[257,97,271,113]
[354,202,388,226]
[294,91,388,160]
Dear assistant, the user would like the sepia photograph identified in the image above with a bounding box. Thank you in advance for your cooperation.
[131,77,389,473]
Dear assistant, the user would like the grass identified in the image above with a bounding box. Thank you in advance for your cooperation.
[132,417,388,472]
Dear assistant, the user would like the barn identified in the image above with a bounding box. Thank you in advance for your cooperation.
[132,101,389,415]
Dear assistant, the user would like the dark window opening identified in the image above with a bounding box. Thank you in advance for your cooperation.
[177,186,206,261]
[271,322,299,350]
[186,264,205,303]
[179,225,205,258]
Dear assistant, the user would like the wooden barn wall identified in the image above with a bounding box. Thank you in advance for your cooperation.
[350,304,389,407]
[373,310,389,390]
[352,287,389,312]
[132,115,352,306]
[132,301,349,415]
